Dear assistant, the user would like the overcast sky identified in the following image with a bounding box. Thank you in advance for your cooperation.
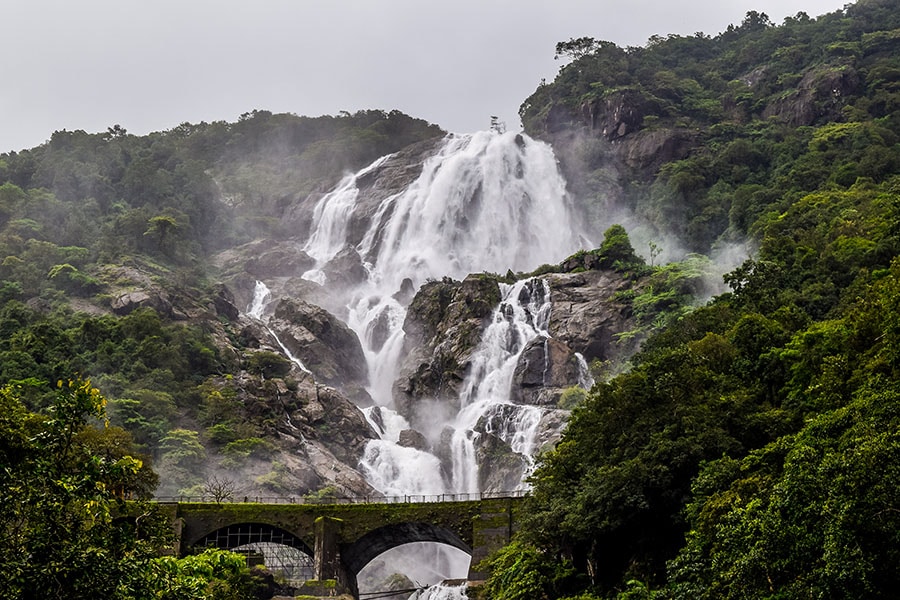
[2,0,850,153]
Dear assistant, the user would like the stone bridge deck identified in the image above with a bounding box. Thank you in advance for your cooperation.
[154,494,524,598]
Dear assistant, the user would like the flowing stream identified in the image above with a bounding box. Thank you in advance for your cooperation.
[278,130,585,595]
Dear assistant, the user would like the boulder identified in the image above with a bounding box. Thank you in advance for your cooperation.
[510,337,583,406]
[321,246,369,290]
[243,242,316,278]
[397,429,429,451]
[475,433,528,493]
[394,275,501,422]
[110,289,173,316]
[212,284,240,321]
[268,298,368,389]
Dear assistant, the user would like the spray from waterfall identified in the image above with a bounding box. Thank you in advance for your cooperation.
[294,130,586,499]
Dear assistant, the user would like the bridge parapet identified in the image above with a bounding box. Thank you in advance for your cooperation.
[155,489,527,505]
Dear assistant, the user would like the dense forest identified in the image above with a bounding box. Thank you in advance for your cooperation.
[479,0,900,597]
[2,0,900,597]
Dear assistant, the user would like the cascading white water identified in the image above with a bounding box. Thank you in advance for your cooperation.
[291,130,587,598]
[409,583,469,599]
[448,278,552,492]
[298,131,583,497]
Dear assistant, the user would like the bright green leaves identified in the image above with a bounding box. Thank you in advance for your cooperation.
[670,385,900,599]
[479,540,582,600]
[0,379,165,599]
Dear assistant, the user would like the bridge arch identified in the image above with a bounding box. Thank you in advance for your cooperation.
[341,521,471,576]
[195,521,314,558]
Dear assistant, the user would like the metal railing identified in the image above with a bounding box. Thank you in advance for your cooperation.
[153,489,529,505]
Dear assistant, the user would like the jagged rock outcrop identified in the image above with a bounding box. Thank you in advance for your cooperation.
[762,63,861,126]
[545,269,638,363]
[393,275,501,422]
[111,289,174,317]
[243,240,317,278]
[267,298,369,398]
[511,337,583,406]
[475,434,528,493]
[582,88,658,140]
[321,246,368,290]
[508,269,637,407]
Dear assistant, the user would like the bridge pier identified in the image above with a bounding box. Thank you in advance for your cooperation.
[313,516,355,598]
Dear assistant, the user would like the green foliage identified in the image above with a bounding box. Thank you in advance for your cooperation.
[246,349,293,378]
[142,548,267,600]
[598,225,643,270]
[522,1,900,252]
[0,378,171,599]
[516,174,900,596]
[668,382,900,598]
[558,386,588,409]
[478,540,583,600]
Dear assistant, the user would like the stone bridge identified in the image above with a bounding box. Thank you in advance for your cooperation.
[156,496,522,598]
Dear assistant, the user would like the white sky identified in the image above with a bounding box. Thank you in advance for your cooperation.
[2,0,850,153]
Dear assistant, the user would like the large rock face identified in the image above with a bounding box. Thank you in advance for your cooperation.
[395,267,639,421]
[393,275,501,423]
[507,269,638,407]
[762,63,861,126]
[267,298,369,400]
[545,269,639,364]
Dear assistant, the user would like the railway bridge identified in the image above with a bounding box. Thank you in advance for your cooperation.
[155,493,523,598]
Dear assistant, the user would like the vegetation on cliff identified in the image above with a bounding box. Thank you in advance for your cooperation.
[0,110,442,498]
[474,1,900,598]
[522,0,900,254]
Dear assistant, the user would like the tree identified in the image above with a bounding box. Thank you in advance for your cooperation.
[598,224,643,269]
[204,475,236,503]
[0,379,265,599]
[0,378,168,598]
[554,37,605,61]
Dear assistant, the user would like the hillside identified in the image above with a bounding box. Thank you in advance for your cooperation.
[522,0,900,255]
[479,0,900,597]
[1,0,900,597]
[0,110,446,498]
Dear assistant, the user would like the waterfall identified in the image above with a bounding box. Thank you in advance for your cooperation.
[302,130,576,406]
[448,278,552,492]
[409,583,469,599]
[263,130,588,596]
[293,130,584,499]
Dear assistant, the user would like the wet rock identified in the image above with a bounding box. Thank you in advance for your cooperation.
[268,298,368,389]
[394,275,501,422]
[366,305,394,353]
[545,270,639,365]
[392,277,416,305]
[475,434,528,493]
[510,337,582,406]
[243,242,316,278]
[321,246,368,290]
[212,284,240,321]
[397,429,428,451]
